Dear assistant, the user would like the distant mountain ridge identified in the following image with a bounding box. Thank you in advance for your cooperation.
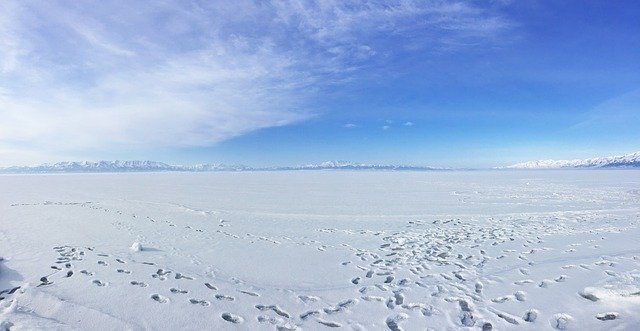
[3,152,639,173]
[506,151,640,169]
[0,160,444,173]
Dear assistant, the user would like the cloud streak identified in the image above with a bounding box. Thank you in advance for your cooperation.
[0,0,510,165]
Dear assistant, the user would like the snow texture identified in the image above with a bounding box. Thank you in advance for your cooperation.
[1,170,639,330]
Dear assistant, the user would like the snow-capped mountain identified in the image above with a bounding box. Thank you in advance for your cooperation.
[0,160,442,173]
[271,161,442,171]
[506,151,640,169]
[1,161,178,173]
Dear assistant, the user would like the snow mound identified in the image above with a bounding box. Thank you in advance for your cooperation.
[130,242,143,252]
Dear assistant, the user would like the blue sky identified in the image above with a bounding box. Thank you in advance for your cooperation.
[0,1,638,167]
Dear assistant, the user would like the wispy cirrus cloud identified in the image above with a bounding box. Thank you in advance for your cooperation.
[0,0,511,165]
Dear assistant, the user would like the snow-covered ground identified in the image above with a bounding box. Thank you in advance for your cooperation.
[1,171,639,330]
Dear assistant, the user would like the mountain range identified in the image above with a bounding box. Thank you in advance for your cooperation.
[505,151,640,169]
[1,151,639,173]
[0,160,443,173]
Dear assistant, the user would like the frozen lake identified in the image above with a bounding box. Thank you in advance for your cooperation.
[1,171,639,330]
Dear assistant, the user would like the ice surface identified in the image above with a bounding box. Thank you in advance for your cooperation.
[1,170,639,330]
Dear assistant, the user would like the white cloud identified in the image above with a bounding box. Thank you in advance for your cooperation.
[344,123,358,128]
[404,121,415,126]
[572,88,640,130]
[0,1,510,164]
[382,125,391,130]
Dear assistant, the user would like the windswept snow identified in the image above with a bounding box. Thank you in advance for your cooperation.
[1,171,640,330]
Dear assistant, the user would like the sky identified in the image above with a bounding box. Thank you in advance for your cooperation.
[0,0,639,168]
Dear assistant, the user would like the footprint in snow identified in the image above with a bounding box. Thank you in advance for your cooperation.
[596,312,618,321]
[151,294,170,303]
[189,298,210,306]
[551,313,573,329]
[215,294,235,301]
[317,319,341,328]
[130,281,148,287]
[238,290,259,297]
[255,304,290,318]
[221,313,243,324]
[175,273,194,280]
[92,280,107,287]
[386,313,408,331]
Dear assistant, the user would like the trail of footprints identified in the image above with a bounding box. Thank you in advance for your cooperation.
[34,210,640,330]
[41,245,253,325]
[38,244,368,329]
[330,215,640,330]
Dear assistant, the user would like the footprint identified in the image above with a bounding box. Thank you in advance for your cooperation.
[151,274,164,280]
[523,309,539,322]
[393,291,405,305]
[489,308,519,325]
[0,287,20,295]
[579,290,599,302]
[362,295,385,302]
[258,315,283,325]
[117,269,131,274]
[551,313,573,329]
[300,310,321,320]
[554,275,568,282]
[130,281,148,287]
[386,313,408,331]
[596,312,618,321]
[175,273,194,280]
[221,313,243,324]
[324,299,358,314]
[204,283,218,290]
[151,294,170,303]
[80,270,94,276]
[514,279,533,285]
[238,290,259,297]
[539,279,553,288]
[37,276,53,287]
[299,295,320,303]
[475,282,483,294]
[189,298,210,306]
[215,294,235,301]
[98,261,108,266]
[514,291,526,302]
[255,304,290,318]
[92,280,107,287]
[491,296,511,303]
[317,319,341,328]
[65,271,74,278]
[170,288,188,294]
[115,258,126,264]
[156,269,172,276]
